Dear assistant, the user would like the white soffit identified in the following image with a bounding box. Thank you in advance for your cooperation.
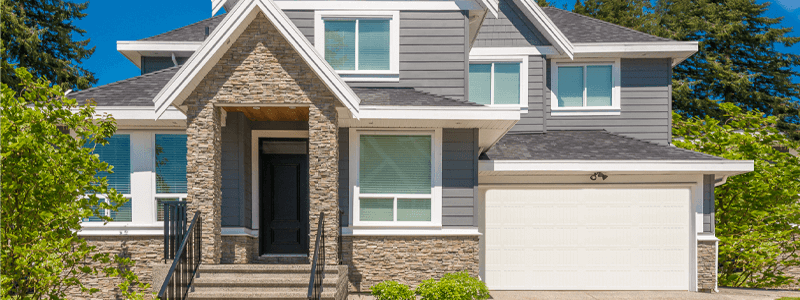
[153,0,361,120]
[511,0,573,59]
[479,160,755,176]
[116,41,203,68]
[547,42,700,66]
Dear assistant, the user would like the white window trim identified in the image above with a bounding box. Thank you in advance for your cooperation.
[550,58,621,116]
[314,10,400,82]
[469,55,529,111]
[349,128,443,228]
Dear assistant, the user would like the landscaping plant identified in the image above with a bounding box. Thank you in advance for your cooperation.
[415,271,490,300]
[370,280,415,300]
[1,68,148,299]
[672,103,800,287]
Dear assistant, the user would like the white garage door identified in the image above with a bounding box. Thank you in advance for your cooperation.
[483,187,690,290]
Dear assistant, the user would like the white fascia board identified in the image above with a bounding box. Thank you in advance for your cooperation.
[88,106,186,120]
[476,0,499,18]
[470,46,558,56]
[358,105,520,120]
[277,1,480,11]
[548,42,699,66]
[152,0,361,120]
[116,41,203,68]
[511,0,574,59]
[212,0,225,15]
[479,160,755,175]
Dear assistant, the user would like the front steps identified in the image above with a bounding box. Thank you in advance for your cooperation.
[187,264,348,300]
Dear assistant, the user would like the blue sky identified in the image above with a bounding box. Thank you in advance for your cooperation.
[77,0,800,88]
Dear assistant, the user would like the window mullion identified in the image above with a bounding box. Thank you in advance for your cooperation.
[583,65,588,107]
[354,19,359,71]
[490,63,495,105]
[393,196,398,222]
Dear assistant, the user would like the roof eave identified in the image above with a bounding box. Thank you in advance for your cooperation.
[479,159,754,178]
[512,0,574,59]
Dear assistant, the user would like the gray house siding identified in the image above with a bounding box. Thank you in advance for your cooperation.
[442,128,479,227]
[221,112,251,228]
[339,128,350,227]
[141,56,188,75]
[544,58,673,144]
[703,174,715,233]
[283,10,314,42]
[473,0,550,47]
[508,55,547,133]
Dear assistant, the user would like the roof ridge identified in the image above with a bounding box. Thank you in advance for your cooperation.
[70,65,181,96]
[140,13,226,41]
[599,130,724,160]
[542,7,670,43]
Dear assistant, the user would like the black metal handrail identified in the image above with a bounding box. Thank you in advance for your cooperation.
[158,213,202,300]
[307,212,325,300]
[163,201,187,263]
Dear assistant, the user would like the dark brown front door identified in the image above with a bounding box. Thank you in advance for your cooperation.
[259,138,309,255]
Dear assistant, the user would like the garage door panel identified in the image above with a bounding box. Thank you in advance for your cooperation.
[483,187,690,290]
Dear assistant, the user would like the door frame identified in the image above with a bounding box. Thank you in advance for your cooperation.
[251,130,309,232]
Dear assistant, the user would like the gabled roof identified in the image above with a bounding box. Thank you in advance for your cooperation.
[482,131,725,161]
[152,0,361,119]
[354,88,481,107]
[140,14,225,42]
[510,0,574,58]
[71,66,181,107]
[541,8,670,44]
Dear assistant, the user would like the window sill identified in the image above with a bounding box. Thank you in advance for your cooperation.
[78,223,164,236]
[342,227,481,236]
[550,109,621,117]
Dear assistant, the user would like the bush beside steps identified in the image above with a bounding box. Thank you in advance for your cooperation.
[370,271,490,300]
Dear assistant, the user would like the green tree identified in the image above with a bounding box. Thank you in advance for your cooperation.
[1,68,148,299]
[1,0,97,93]
[572,0,654,30]
[652,0,800,140]
[672,103,800,287]
[536,0,552,7]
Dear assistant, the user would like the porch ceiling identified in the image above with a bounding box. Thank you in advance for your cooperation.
[223,106,309,122]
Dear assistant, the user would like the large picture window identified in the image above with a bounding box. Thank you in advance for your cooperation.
[154,134,188,221]
[351,130,441,226]
[83,134,132,222]
[551,59,621,115]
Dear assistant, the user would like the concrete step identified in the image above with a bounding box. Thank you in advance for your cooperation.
[186,288,337,300]
[192,275,339,288]
[197,264,340,275]
[186,264,347,300]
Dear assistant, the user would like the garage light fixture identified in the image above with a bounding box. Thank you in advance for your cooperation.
[590,172,608,181]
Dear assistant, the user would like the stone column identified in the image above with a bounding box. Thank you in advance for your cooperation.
[697,240,717,293]
[308,103,339,264]
[186,102,223,264]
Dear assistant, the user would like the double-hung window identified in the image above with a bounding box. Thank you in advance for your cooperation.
[154,134,188,221]
[551,59,621,115]
[351,130,441,227]
[315,11,399,80]
[83,134,132,222]
[468,57,528,108]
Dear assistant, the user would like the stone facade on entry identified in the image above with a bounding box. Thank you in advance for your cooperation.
[697,240,717,293]
[341,235,480,292]
[183,12,340,264]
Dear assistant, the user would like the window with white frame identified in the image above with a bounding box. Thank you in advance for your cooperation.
[352,131,441,226]
[551,60,621,114]
[468,57,528,108]
[83,134,132,222]
[315,11,399,80]
[154,134,188,221]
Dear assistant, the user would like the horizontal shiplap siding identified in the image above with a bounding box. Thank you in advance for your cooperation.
[473,0,549,47]
[347,11,469,101]
[442,128,478,226]
[545,58,673,144]
[338,128,350,227]
[284,10,314,42]
[509,55,546,133]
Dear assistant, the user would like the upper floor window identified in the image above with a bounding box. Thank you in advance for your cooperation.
[468,56,529,108]
[83,134,132,222]
[551,59,621,116]
[315,11,400,81]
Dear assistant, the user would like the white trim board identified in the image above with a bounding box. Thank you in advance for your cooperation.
[356,105,521,120]
[221,227,259,237]
[548,42,700,66]
[79,224,165,236]
[342,227,482,236]
[511,0,573,59]
[277,1,483,11]
[87,106,187,120]
[479,160,754,176]
[116,41,202,68]
[250,130,309,230]
[153,0,361,119]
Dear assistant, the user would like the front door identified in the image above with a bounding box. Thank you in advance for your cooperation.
[259,138,309,255]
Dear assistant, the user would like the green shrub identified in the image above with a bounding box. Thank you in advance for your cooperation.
[415,271,489,300]
[371,280,414,300]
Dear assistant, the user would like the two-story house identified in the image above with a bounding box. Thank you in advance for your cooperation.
[69,0,753,298]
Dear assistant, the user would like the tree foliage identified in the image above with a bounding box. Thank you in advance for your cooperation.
[1,0,97,93]
[573,0,800,140]
[673,103,800,287]
[1,68,147,299]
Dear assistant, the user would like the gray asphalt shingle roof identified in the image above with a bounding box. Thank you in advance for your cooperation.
[541,7,671,43]
[70,66,181,107]
[140,14,225,42]
[482,131,724,160]
[354,87,481,106]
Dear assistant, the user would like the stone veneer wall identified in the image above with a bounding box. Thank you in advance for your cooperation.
[221,236,258,264]
[66,236,164,299]
[342,236,480,292]
[183,12,339,264]
[697,241,717,293]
